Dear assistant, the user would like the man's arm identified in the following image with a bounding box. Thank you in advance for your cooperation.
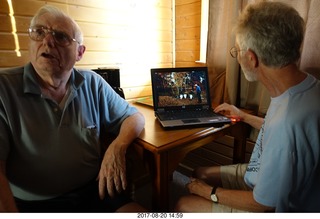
[0,160,18,212]
[214,103,264,130]
[98,112,145,199]
[215,187,274,212]
[187,177,274,212]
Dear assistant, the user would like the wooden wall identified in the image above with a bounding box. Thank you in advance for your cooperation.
[0,0,203,99]
[175,0,202,67]
[0,0,174,100]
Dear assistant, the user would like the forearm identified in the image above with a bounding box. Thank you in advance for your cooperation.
[241,112,264,130]
[187,177,274,212]
[114,112,145,150]
[216,187,274,212]
[0,161,18,212]
[214,103,264,130]
[98,112,145,197]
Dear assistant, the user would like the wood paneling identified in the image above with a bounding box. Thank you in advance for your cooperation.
[0,0,173,100]
[175,0,202,67]
[0,0,205,98]
[178,135,235,176]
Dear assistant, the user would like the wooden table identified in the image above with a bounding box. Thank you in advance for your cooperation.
[131,102,249,211]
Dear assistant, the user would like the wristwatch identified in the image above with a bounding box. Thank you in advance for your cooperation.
[210,186,218,203]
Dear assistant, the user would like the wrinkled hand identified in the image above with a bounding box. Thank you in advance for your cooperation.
[97,144,127,200]
[186,177,212,200]
[214,103,244,121]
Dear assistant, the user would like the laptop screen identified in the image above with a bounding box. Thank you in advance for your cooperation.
[151,67,211,110]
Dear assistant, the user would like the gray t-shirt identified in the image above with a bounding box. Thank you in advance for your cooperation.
[0,63,138,200]
[244,74,320,212]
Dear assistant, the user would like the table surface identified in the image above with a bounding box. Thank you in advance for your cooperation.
[133,102,230,152]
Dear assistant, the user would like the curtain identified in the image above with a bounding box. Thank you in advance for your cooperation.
[206,0,320,140]
[206,0,242,106]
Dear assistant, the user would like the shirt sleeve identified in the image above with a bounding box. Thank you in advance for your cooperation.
[98,78,138,134]
[0,90,11,160]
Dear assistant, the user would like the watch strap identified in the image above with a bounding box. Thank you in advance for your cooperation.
[211,186,217,195]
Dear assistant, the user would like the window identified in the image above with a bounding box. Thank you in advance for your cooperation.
[196,0,208,64]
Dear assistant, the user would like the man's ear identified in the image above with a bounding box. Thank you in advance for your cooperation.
[246,49,259,68]
[76,45,86,62]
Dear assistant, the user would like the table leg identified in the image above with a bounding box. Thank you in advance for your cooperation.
[148,151,170,211]
[230,122,251,163]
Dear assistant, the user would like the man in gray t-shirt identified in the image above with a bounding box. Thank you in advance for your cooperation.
[174,2,320,212]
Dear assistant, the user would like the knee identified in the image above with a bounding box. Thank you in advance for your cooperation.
[193,166,209,179]
[193,166,221,184]
[173,196,191,212]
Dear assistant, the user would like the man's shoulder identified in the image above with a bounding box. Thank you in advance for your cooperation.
[73,68,111,91]
[0,66,24,75]
[75,68,99,77]
[73,68,105,83]
[0,66,24,85]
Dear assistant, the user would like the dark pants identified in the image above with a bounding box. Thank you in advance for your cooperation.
[14,180,132,213]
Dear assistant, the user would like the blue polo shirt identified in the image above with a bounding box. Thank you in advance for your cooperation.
[0,63,138,200]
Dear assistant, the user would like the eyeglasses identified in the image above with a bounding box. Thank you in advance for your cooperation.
[230,46,244,58]
[28,26,79,47]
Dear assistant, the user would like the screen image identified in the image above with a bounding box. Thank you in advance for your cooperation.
[152,69,208,108]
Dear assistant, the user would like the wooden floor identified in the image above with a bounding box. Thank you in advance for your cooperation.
[132,171,190,211]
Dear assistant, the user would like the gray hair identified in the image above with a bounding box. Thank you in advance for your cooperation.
[30,5,84,45]
[234,2,305,68]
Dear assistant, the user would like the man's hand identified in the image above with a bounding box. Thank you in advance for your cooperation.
[97,112,145,200]
[215,103,264,129]
[186,177,213,201]
[214,103,244,121]
[97,142,127,200]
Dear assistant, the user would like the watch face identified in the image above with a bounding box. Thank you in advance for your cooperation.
[211,194,218,202]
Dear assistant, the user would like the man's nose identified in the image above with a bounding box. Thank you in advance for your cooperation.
[42,32,55,47]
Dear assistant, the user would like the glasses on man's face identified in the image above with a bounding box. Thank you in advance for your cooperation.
[230,46,243,58]
[28,26,79,47]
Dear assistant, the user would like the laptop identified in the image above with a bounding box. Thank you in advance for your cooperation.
[150,66,231,128]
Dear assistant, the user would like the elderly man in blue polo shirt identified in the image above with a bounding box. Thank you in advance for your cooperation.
[0,5,146,212]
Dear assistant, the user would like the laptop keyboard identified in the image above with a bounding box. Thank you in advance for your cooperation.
[158,110,219,121]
